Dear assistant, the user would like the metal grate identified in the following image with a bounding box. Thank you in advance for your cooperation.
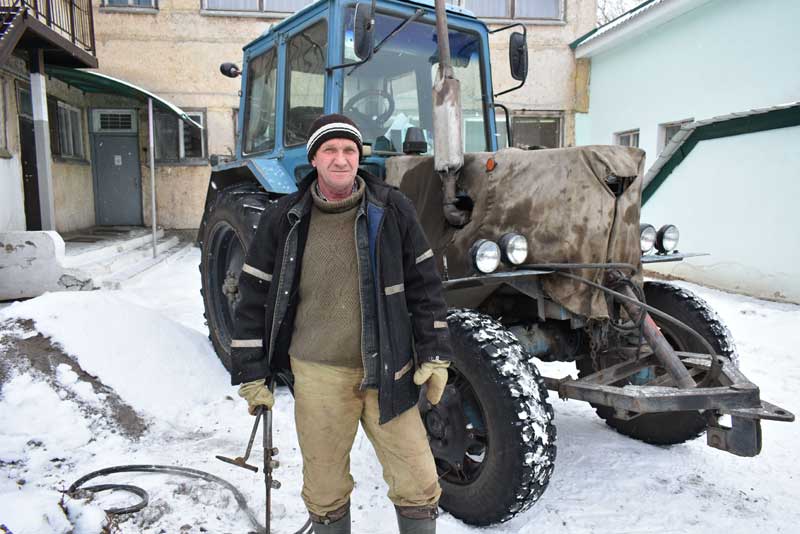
[100,112,133,131]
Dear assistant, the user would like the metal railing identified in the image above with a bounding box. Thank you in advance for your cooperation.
[0,0,95,55]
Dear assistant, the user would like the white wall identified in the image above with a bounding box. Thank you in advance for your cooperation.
[582,0,800,170]
[642,126,800,303]
[0,158,25,231]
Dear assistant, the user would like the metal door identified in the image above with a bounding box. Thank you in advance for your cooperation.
[92,134,143,226]
[18,117,42,231]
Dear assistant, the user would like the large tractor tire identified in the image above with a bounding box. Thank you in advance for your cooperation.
[199,184,272,371]
[577,281,738,445]
[420,309,556,526]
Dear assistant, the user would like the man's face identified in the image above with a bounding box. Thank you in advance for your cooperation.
[312,138,359,198]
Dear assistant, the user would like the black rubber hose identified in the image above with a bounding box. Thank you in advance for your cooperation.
[68,464,313,534]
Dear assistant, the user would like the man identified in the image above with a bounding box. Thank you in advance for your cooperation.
[230,114,453,534]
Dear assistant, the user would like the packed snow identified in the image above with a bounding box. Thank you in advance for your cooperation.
[1,246,798,533]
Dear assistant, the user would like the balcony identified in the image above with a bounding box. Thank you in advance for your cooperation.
[1,0,97,68]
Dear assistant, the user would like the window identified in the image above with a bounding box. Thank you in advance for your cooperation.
[461,0,563,20]
[56,102,85,159]
[342,9,489,153]
[103,0,157,7]
[0,79,8,154]
[203,0,309,13]
[155,111,206,163]
[285,20,327,146]
[658,119,693,152]
[615,129,640,148]
[512,113,562,149]
[243,48,278,154]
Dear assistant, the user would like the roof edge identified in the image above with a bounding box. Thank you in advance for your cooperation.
[642,102,800,204]
[572,0,712,59]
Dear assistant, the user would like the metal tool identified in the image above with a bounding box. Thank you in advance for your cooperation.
[217,378,288,534]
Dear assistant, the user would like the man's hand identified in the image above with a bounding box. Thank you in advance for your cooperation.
[238,380,274,415]
[413,361,450,405]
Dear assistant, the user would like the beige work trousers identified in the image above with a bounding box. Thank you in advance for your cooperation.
[291,357,441,517]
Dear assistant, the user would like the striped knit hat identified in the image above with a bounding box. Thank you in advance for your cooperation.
[306,113,363,162]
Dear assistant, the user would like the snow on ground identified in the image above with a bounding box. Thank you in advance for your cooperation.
[1,247,798,533]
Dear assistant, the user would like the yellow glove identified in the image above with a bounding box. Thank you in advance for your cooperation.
[413,360,450,405]
[237,380,274,415]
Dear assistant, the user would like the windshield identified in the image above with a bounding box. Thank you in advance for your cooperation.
[342,9,489,154]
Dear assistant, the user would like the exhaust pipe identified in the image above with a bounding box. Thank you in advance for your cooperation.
[433,0,470,227]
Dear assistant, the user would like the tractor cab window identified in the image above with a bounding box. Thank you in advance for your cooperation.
[285,21,328,146]
[243,47,278,155]
[342,9,488,154]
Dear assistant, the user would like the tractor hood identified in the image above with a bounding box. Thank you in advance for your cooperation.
[385,145,647,319]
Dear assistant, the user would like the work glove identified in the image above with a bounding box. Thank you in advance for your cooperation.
[413,360,450,405]
[237,380,274,415]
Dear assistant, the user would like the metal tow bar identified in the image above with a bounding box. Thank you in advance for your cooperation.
[216,380,312,534]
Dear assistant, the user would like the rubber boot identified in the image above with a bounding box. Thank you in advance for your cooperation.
[396,510,436,534]
[311,510,351,534]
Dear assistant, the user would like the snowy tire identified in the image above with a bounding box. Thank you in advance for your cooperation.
[421,309,556,525]
[577,281,738,445]
[199,184,272,372]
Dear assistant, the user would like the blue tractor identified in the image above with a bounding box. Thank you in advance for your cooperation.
[198,0,793,525]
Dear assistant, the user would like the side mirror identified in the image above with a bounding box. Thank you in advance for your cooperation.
[509,32,528,82]
[353,3,376,61]
[220,62,241,78]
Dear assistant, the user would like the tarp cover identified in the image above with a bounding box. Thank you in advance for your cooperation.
[385,145,646,319]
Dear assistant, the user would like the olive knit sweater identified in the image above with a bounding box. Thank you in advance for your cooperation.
[288,178,365,368]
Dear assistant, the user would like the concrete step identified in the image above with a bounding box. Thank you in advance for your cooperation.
[62,228,166,269]
[100,240,194,290]
[80,235,180,287]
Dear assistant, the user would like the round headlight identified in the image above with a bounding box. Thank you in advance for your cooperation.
[470,239,501,273]
[640,224,656,254]
[499,233,528,265]
[656,224,679,253]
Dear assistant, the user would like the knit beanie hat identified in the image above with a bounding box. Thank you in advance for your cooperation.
[306,113,363,162]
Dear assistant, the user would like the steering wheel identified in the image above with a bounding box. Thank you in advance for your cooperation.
[344,89,396,127]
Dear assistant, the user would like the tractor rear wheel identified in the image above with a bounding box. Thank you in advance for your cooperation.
[577,281,738,445]
[421,309,556,525]
[199,184,272,371]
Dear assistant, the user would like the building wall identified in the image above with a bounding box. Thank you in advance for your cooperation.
[576,0,800,302]
[488,0,596,146]
[93,1,273,229]
[642,126,800,303]
[93,0,592,229]
[579,0,800,170]
[1,57,96,234]
[0,68,25,232]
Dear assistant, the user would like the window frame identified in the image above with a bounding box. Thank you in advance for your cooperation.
[154,109,208,165]
[459,0,566,23]
[56,101,86,160]
[100,0,158,9]
[201,0,309,16]
[283,18,328,148]
[242,46,279,157]
[658,118,693,153]
[510,110,564,149]
[614,128,640,148]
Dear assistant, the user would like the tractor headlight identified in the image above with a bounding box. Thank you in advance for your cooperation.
[656,224,679,253]
[499,233,528,265]
[471,239,501,273]
[640,224,656,254]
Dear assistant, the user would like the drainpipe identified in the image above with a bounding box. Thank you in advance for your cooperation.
[148,98,157,258]
[432,0,470,227]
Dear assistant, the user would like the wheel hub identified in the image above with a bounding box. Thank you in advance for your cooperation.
[222,269,240,307]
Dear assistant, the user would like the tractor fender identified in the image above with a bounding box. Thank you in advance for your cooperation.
[197,158,297,246]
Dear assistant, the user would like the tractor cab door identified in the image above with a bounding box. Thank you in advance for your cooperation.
[279,18,329,182]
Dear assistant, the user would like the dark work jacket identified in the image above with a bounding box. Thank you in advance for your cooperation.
[230,169,453,424]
